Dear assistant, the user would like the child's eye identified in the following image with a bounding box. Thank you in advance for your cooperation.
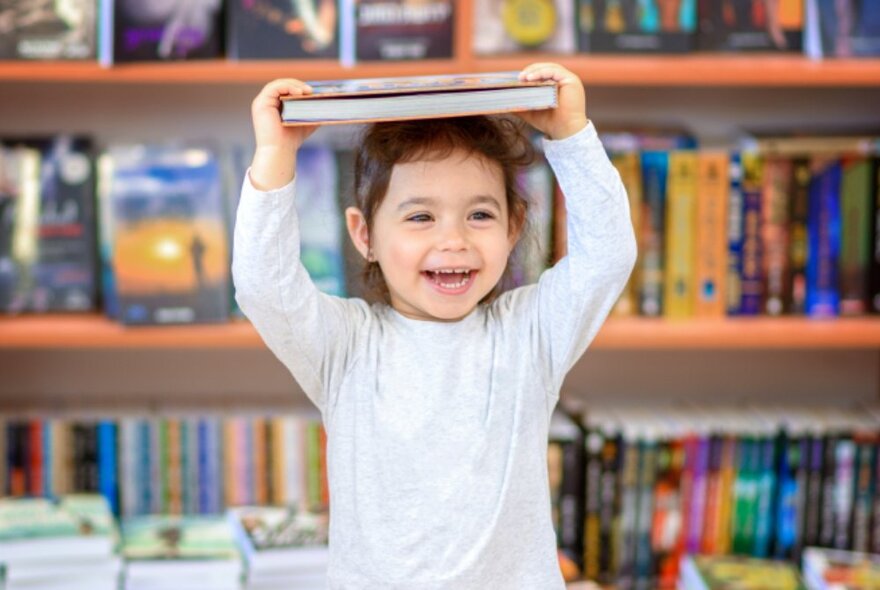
[406,213,432,223]
[470,210,496,221]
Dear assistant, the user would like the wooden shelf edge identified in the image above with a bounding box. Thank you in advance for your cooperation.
[1,55,879,86]
[1,315,879,350]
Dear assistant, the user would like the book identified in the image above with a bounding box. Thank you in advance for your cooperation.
[761,157,792,316]
[695,152,729,317]
[802,547,880,590]
[839,157,874,316]
[354,0,454,61]
[639,150,669,317]
[226,0,339,60]
[473,0,576,55]
[805,158,842,317]
[579,0,698,54]
[0,0,97,59]
[280,72,558,126]
[679,554,805,590]
[664,150,698,319]
[102,0,223,64]
[698,0,803,52]
[805,0,880,58]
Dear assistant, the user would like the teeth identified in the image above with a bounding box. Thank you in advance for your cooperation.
[434,268,470,274]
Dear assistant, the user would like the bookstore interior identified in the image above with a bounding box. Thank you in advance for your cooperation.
[1,0,880,589]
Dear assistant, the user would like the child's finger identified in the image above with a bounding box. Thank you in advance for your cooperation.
[260,79,314,99]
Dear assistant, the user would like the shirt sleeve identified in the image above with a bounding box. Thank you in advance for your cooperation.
[231,170,369,416]
[493,121,638,400]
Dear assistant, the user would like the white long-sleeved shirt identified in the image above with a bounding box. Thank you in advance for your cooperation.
[232,121,637,589]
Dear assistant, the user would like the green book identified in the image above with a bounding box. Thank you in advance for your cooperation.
[840,157,874,315]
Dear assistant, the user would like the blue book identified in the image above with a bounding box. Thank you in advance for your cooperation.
[639,151,669,317]
[806,159,842,317]
[97,421,118,515]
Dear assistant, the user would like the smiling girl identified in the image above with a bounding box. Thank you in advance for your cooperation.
[233,62,637,589]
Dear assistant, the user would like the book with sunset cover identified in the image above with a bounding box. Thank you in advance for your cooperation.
[280,71,558,126]
[104,145,229,325]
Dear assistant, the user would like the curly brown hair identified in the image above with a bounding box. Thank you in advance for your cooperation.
[349,115,536,304]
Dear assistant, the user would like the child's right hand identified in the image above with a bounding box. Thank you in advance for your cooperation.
[250,78,320,190]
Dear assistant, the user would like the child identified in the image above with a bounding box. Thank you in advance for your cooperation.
[233,63,637,589]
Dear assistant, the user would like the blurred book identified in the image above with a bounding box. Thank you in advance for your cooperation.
[698,0,803,52]
[802,547,880,590]
[805,0,880,58]
[0,0,96,59]
[679,554,805,589]
[228,505,328,589]
[473,0,575,55]
[99,0,223,65]
[0,494,120,590]
[227,0,339,59]
[100,144,230,325]
[121,514,242,590]
[354,0,453,60]
[578,0,697,53]
[281,72,557,125]
[0,136,98,314]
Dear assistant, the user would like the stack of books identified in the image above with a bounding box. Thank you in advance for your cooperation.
[679,554,805,590]
[121,515,242,590]
[228,506,329,590]
[0,494,121,590]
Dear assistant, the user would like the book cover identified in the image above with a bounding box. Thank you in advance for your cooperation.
[839,157,874,315]
[0,0,97,59]
[695,153,729,317]
[581,0,697,54]
[761,157,791,316]
[686,434,710,554]
[664,151,698,319]
[355,0,453,60]
[680,554,805,590]
[806,158,842,318]
[639,151,669,317]
[227,0,339,59]
[96,421,118,516]
[832,438,856,550]
[732,435,759,555]
[739,153,763,316]
[28,421,44,497]
[0,137,97,314]
[805,0,880,57]
[281,71,558,125]
[772,429,803,560]
[558,421,586,573]
[698,0,803,52]
[109,0,223,63]
[474,0,576,55]
[106,144,230,325]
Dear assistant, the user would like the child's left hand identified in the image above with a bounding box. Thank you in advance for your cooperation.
[516,63,588,141]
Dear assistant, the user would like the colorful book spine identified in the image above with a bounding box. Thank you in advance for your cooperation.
[664,151,699,319]
[832,438,856,550]
[617,432,641,588]
[839,157,874,315]
[787,158,811,314]
[739,154,764,315]
[611,152,643,317]
[761,157,792,316]
[851,434,874,553]
[806,159,842,317]
[754,434,777,557]
[726,154,745,315]
[695,153,729,317]
[633,436,657,590]
[598,430,622,583]
[583,427,603,581]
[29,421,44,496]
[639,151,669,317]
[802,434,824,550]
[97,420,118,515]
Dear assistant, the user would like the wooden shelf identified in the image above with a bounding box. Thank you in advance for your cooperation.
[2,314,879,350]
[1,55,879,86]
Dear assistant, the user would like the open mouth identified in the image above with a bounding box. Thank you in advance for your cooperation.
[422,268,475,291]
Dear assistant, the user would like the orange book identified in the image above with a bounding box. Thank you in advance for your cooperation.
[223,419,238,507]
[29,421,44,496]
[252,417,268,505]
[270,418,287,506]
[695,153,729,317]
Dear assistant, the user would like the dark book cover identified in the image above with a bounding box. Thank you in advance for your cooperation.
[786,158,811,315]
[583,425,604,580]
[839,156,874,316]
[355,0,453,60]
[802,434,824,550]
[807,0,880,58]
[580,0,696,54]
[872,157,880,313]
[753,434,778,557]
[6,422,27,496]
[0,137,98,314]
[806,158,842,318]
[850,434,874,553]
[832,438,856,550]
[772,429,804,560]
[639,151,668,317]
[739,153,763,316]
[818,432,839,548]
[633,437,657,590]
[105,144,230,325]
[0,0,97,59]
[73,422,99,494]
[111,0,223,62]
[558,419,586,572]
[227,0,339,59]
[598,430,623,584]
[698,0,802,52]
[617,434,641,589]
[732,436,759,555]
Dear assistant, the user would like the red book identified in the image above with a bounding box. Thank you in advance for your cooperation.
[29,420,44,496]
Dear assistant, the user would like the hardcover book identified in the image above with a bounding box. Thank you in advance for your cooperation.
[805,0,880,58]
[0,0,96,59]
[698,0,803,52]
[473,0,576,55]
[579,0,697,53]
[227,0,339,59]
[355,0,453,60]
[281,72,558,126]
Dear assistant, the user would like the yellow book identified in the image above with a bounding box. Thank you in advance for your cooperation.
[270,418,287,506]
[223,419,237,508]
[716,436,737,554]
[252,417,268,506]
[611,152,643,317]
[664,151,699,319]
[695,153,729,317]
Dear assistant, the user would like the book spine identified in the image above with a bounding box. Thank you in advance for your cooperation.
[242,419,254,505]
[850,435,874,553]
[598,432,622,584]
[664,151,699,319]
[819,433,839,547]
[700,434,723,555]
[716,435,738,554]
[119,419,138,518]
[559,427,586,572]
[270,418,286,505]
[773,430,800,560]
[583,428,603,580]
[633,438,657,590]
[252,417,268,506]
[7,421,26,496]
[653,437,685,589]
[871,158,880,313]
[206,417,222,513]
[802,434,824,549]
[687,434,710,554]
[138,419,152,515]
[761,157,792,315]
[617,435,640,589]
[223,418,237,508]
[639,151,669,317]
[43,419,53,498]
[806,158,842,317]
[839,156,873,315]
[732,435,759,554]
[753,434,777,557]
[611,152,643,317]
[149,419,163,513]
[97,420,118,515]
[832,437,856,550]
[264,415,274,507]
[787,158,811,314]
[197,418,210,513]
[29,420,44,496]
[726,153,745,315]
[739,153,764,316]
[695,153,729,317]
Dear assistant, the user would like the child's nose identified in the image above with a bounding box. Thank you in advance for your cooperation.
[436,220,468,251]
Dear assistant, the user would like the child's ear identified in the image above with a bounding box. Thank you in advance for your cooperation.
[507,215,525,251]
[345,206,372,261]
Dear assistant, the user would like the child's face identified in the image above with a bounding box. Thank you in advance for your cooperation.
[368,149,517,322]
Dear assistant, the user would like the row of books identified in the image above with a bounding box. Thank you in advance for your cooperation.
[0,495,328,590]
[596,141,880,319]
[1,0,877,63]
[3,133,878,321]
[0,415,328,519]
[547,405,880,588]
